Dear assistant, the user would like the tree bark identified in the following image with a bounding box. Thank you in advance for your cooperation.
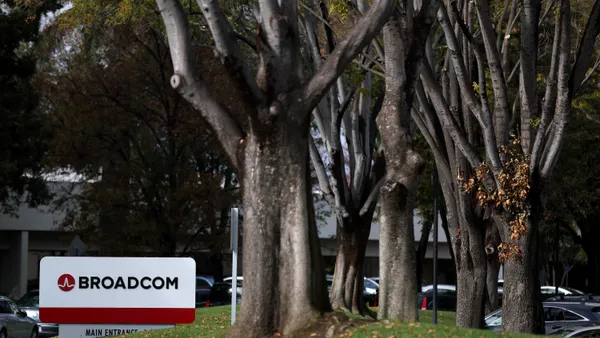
[496,209,545,334]
[453,210,487,328]
[485,220,501,313]
[378,171,422,321]
[329,222,371,315]
[228,126,329,337]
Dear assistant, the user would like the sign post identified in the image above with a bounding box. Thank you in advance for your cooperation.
[433,167,439,324]
[39,257,195,337]
[230,208,239,326]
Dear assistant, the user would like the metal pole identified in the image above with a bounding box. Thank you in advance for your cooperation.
[230,208,239,326]
[433,168,439,324]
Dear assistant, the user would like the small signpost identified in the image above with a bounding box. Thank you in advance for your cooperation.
[39,257,196,337]
[230,208,239,326]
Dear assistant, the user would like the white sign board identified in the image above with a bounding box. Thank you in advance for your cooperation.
[39,257,196,324]
[59,324,174,337]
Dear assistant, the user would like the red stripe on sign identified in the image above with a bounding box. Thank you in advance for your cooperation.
[39,307,195,324]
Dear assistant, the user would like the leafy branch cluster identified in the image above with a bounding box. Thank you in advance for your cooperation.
[458,138,531,263]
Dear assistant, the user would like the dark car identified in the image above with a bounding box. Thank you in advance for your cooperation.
[562,326,600,337]
[485,301,600,335]
[0,296,39,338]
[417,288,457,312]
[206,282,241,307]
[15,291,58,337]
[195,276,214,308]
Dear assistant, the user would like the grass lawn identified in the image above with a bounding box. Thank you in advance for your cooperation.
[119,306,539,338]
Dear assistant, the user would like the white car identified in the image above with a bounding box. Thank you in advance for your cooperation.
[421,284,456,292]
[541,286,584,296]
[326,276,379,295]
[223,276,243,295]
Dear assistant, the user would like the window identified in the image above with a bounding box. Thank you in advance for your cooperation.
[541,287,557,294]
[563,309,586,321]
[0,301,12,314]
[18,295,39,308]
[7,301,19,314]
[485,311,503,326]
[364,279,378,290]
[545,307,568,321]
[196,278,211,288]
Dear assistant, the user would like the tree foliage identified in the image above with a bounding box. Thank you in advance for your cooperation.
[0,0,61,215]
[40,19,237,255]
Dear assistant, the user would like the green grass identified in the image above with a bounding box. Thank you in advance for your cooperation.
[339,321,539,338]
[118,306,539,338]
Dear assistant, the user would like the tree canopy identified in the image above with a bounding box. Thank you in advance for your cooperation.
[0,0,61,215]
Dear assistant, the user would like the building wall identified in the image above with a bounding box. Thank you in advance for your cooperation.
[1,184,455,298]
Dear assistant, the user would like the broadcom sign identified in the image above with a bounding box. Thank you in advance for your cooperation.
[39,257,195,324]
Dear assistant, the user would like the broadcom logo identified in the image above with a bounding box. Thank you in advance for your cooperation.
[58,274,76,292]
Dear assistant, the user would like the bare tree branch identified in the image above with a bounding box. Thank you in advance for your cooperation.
[156,0,244,169]
[580,56,600,88]
[419,61,482,169]
[519,0,541,155]
[299,0,396,116]
[437,4,501,174]
[473,0,511,147]
[500,0,519,72]
[309,136,335,206]
[540,0,571,178]
[570,0,600,94]
[530,11,561,175]
[197,0,263,102]
[359,177,385,216]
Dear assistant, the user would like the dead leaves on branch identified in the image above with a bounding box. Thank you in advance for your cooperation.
[457,138,531,263]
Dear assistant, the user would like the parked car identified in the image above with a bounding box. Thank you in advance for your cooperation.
[562,326,600,337]
[325,275,378,307]
[485,301,600,335]
[15,291,58,337]
[0,295,39,338]
[222,276,243,295]
[418,285,457,312]
[206,282,241,307]
[195,275,214,308]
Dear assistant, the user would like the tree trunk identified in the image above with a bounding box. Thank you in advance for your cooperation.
[378,173,421,321]
[454,223,487,328]
[330,220,372,315]
[228,126,329,337]
[485,220,501,313]
[498,212,545,334]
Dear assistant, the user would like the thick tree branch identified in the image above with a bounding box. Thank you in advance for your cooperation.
[519,0,541,155]
[156,0,245,169]
[358,177,384,216]
[540,0,571,179]
[570,0,600,95]
[473,0,511,147]
[309,135,335,207]
[197,0,264,102]
[530,11,561,175]
[299,0,395,117]
[437,5,501,174]
[419,61,482,169]
[580,57,600,89]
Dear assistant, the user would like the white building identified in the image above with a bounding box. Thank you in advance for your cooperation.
[0,181,454,299]
[315,200,454,281]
